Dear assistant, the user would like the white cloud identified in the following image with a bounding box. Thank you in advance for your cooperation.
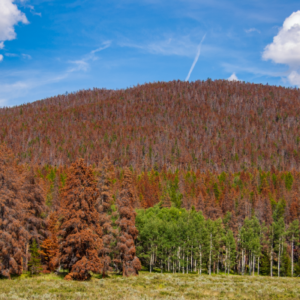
[0,54,3,62]
[4,53,31,59]
[263,11,300,66]
[5,53,18,57]
[120,35,204,58]
[0,71,69,107]
[222,62,286,78]
[68,41,111,72]
[0,42,4,49]
[228,73,239,81]
[68,60,89,72]
[33,12,42,17]
[0,41,111,106]
[27,4,42,17]
[245,28,261,34]
[0,0,28,47]
[262,11,300,86]
[288,71,300,86]
[22,53,32,59]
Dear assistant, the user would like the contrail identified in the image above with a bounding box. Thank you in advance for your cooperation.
[185,34,206,82]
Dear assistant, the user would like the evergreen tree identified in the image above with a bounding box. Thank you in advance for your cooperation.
[40,212,59,272]
[116,168,141,276]
[58,159,103,280]
[0,145,30,278]
[96,158,117,277]
[22,171,47,246]
[28,239,42,276]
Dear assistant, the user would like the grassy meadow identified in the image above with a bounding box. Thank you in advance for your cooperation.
[0,272,300,300]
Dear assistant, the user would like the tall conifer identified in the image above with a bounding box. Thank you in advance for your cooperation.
[96,158,117,277]
[40,212,59,272]
[116,168,141,276]
[0,145,29,278]
[58,159,103,280]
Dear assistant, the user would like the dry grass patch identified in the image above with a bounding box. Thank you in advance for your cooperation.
[0,272,300,299]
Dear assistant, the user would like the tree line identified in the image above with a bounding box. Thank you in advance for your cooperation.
[42,164,300,228]
[2,142,300,280]
[136,206,300,277]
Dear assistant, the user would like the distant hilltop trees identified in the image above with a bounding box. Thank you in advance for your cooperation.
[1,80,300,172]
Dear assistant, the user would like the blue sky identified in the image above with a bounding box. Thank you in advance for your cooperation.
[1,0,300,107]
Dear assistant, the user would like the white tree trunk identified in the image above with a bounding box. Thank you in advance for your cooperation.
[199,245,202,275]
[270,228,273,277]
[191,246,193,272]
[209,234,212,275]
[292,236,294,277]
[249,252,251,275]
[186,254,189,274]
[270,247,273,277]
[242,248,245,275]
[228,247,231,275]
[278,238,281,277]
[225,247,228,275]
[178,247,181,274]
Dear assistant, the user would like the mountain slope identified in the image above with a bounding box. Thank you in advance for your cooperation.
[1,80,300,171]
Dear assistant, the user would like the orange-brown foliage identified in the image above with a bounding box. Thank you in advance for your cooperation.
[58,159,103,280]
[0,144,46,278]
[40,212,59,272]
[116,168,141,276]
[1,80,300,173]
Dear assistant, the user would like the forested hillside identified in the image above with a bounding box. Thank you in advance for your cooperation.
[1,80,300,281]
[1,80,300,172]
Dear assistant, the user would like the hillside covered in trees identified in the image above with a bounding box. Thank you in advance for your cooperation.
[1,80,300,172]
[1,80,300,281]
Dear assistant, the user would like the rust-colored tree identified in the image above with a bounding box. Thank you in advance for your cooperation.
[138,172,159,208]
[23,170,47,241]
[204,192,222,220]
[96,158,117,277]
[116,168,141,276]
[58,159,103,280]
[0,145,29,278]
[40,212,59,272]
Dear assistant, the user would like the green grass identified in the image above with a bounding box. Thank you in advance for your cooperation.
[0,272,300,299]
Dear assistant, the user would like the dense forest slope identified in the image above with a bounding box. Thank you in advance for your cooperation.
[2,80,300,279]
[1,80,300,171]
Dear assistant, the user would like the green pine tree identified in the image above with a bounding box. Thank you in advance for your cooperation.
[28,239,42,276]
